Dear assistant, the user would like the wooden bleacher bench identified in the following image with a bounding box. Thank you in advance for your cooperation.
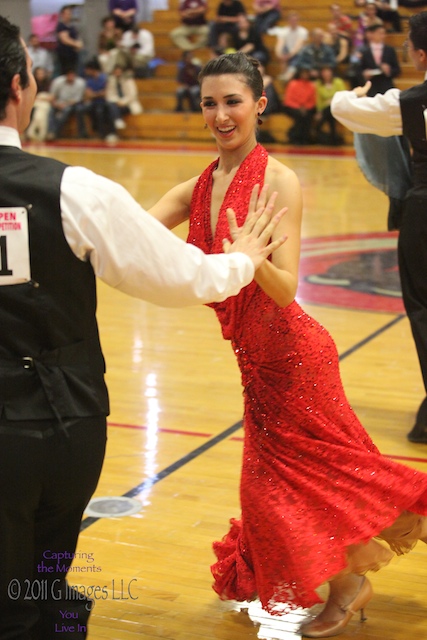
[67,0,422,143]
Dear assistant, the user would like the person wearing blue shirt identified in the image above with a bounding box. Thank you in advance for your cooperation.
[78,59,117,141]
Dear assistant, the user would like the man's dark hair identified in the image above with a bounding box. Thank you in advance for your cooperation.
[0,16,29,120]
[365,23,385,34]
[409,11,427,52]
[101,15,115,26]
[84,58,101,72]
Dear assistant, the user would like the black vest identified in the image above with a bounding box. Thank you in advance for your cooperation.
[400,82,427,193]
[0,146,109,420]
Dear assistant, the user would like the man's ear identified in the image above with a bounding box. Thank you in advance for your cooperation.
[10,74,21,103]
[419,48,427,69]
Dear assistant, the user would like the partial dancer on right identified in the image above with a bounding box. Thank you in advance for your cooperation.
[331,11,427,444]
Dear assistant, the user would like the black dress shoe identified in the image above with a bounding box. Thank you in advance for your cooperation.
[416,396,427,424]
[407,422,427,443]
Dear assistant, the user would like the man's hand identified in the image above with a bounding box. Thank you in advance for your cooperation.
[353,80,371,97]
[223,184,287,271]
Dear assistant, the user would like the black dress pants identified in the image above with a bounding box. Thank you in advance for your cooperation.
[0,416,107,639]
[282,106,315,144]
[398,196,427,404]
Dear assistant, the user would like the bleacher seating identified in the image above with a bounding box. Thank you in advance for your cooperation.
[100,1,424,143]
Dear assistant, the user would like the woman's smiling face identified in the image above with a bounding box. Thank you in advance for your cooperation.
[200,74,264,148]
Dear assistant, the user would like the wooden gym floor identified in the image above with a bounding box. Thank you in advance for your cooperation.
[26,140,427,640]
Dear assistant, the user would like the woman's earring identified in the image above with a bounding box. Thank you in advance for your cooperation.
[257,113,263,125]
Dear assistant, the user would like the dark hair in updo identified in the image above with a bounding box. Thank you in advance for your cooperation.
[198,53,264,101]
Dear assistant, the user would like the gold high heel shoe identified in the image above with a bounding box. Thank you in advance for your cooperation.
[300,576,373,638]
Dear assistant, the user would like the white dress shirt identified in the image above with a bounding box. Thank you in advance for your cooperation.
[0,126,254,307]
[120,29,155,57]
[331,88,403,137]
[27,46,54,75]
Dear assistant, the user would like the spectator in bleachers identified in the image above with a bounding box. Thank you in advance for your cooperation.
[376,1,402,32]
[214,31,237,55]
[208,0,246,52]
[98,15,120,51]
[47,68,86,139]
[256,62,281,143]
[314,65,346,144]
[329,4,354,37]
[170,0,210,51]
[399,0,427,5]
[98,16,121,61]
[298,29,337,79]
[271,11,309,82]
[252,0,281,35]
[98,15,129,74]
[78,59,119,141]
[259,62,281,114]
[120,24,155,77]
[174,51,202,111]
[324,22,352,66]
[282,66,316,144]
[109,0,138,32]
[358,23,401,95]
[27,34,54,78]
[353,0,384,48]
[106,64,143,128]
[25,67,53,142]
[355,0,402,32]
[233,14,270,64]
[55,5,83,75]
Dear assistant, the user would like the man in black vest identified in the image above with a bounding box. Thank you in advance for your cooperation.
[331,11,427,444]
[0,15,285,639]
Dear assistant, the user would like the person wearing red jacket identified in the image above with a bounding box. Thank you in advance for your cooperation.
[282,66,316,144]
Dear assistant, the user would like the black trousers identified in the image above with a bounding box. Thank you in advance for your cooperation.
[398,195,427,417]
[0,416,107,639]
[315,106,342,144]
[282,106,316,144]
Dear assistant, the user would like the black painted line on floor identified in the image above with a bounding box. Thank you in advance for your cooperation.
[80,419,243,531]
[80,313,406,531]
[338,314,405,361]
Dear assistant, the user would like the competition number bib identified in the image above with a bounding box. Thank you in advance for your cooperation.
[0,207,31,285]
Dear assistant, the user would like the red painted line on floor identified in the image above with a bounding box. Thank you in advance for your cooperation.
[25,140,218,152]
[230,438,427,463]
[387,454,427,464]
[108,423,427,463]
[108,421,212,438]
[23,139,355,157]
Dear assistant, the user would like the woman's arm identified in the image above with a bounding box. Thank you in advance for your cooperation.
[253,159,302,307]
[148,176,198,229]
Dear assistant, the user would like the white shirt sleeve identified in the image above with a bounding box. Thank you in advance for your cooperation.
[331,88,403,137]
[140,30,155,57]
[60,166,254,307]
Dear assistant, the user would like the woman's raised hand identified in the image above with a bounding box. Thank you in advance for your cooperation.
[223,184,287,271]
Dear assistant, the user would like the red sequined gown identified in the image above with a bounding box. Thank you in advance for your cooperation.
[187,144,427,613]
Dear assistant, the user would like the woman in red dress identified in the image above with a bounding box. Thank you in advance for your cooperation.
[149,52,427,638]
